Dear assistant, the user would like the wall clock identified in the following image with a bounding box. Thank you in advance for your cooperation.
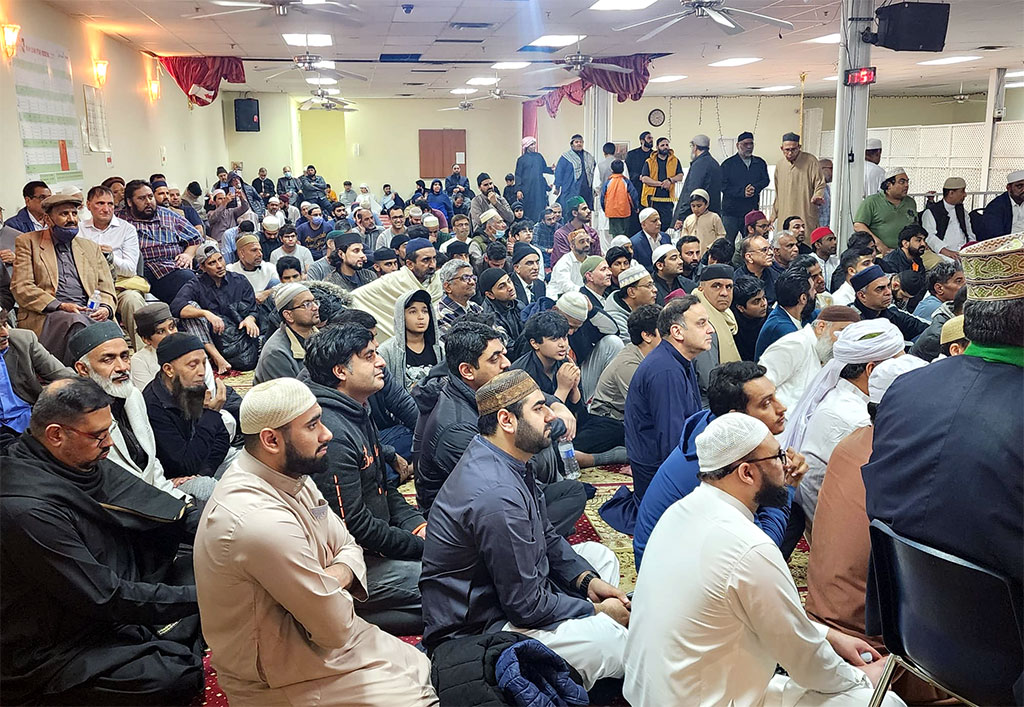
[648,108,666,127]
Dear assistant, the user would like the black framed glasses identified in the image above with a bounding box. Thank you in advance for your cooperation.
[746,448,788,466]
[62,425,111,445]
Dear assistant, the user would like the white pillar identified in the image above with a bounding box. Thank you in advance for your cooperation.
[979,67,1007,195]
[829,0,873,251]
[585,87,615,248]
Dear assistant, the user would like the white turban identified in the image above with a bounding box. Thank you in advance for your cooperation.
[868,355,927,404]
[696,413,772,474]
[783,318,905,450]
[240,378,317,435]
[639,207,659,223]
[610,234,632,248]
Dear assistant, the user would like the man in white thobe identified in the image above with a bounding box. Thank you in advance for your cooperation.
[625,412,905,707]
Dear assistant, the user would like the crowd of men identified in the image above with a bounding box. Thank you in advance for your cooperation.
[0,135,1021,706]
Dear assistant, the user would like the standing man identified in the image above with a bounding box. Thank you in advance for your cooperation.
[771,132,826,232]
[853,166,918,255]
[252,167,274,205]
[981,169,1024,239]
[469,173,515,231]
[673,134,722,223]
[721,131,771,241]
[625,131,655,236]
[515,136,553,222]
[818,158,834,228]
[299,164,330,211]
[639,137,684,228]
[631,207,672,272]
[863,137,885,198]
[921,176,975,261]
[555,134,597,213]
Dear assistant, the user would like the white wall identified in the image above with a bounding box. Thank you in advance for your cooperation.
[221,91,301,184]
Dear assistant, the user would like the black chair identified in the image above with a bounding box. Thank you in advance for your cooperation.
[867,519,1023,707]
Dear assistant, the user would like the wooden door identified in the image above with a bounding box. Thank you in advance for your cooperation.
[419,129,467,180]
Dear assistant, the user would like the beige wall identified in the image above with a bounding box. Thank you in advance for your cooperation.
[297,107,348,192]
[0,0,228,214]
[221,91,302,185]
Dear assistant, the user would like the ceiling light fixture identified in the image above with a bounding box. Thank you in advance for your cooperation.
[492,61,531,70]
[1005,70,1024,78]
[1,24,19,60]
[916,55,981,66]
[648,74,687,83]
[467,76,499,85]
[758,85,795,92]
[323,88,341,95]
[1006,81,1024,89]
[709,57,762,67]
[306,77,337,85]
[149,78,160,101]
[589,0,658,10]
[529,35,586,48]
[93,59,109,87]
[282,33,332,47]
[450,88,478,94]
[823,75,838,81]
[312,60,335,69]
[803,33,841,44]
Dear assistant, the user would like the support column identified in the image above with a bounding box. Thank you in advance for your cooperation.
[979,67,1006,195]
[829,0,873,251]
[584,86,613,156]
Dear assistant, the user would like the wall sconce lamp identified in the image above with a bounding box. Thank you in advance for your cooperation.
[149,78,160,101]
[1,24,20,60]
[93,59,108,87]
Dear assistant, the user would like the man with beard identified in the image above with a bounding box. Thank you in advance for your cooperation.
[194,378,437,706]
[693,265,742,396]
[721,131,771,241]
[227,234,279,306]
[548,229,593,300]
[349,237,441,341]
[532,207,560,270]
[421,369,630,690]
[469,172,515,231]
[881,223,926,274]
[514,136,553,221]
[143,333,239,490]
[637,137,684,230]
[298,164,330,211]
[12,189,116,363]
[121,180,203,303]
[755,269,815,359]
[624,132,654,234]
[325,232,377,292]
[625,412,896,707]
[551,196,600,268]
[305,325,426,634]
[1,377,205,706]
[164,184,205,237]
[782,215,811,254]
[254,283,320,384]
[672,135,722,223]
[444,162,473,200]
[554,134,598,215]
[810,226,839,286]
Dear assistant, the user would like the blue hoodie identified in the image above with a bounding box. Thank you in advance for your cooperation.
[632,409,793,569]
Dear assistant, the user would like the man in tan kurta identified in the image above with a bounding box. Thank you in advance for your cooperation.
[771,133,826,232]
[194,378,437,707]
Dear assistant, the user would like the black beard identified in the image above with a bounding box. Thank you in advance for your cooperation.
[800,296,816,321]
[754,475,790,508]
[283,442,329,478]
[514,420,553,455]
[171,377,207,422]
[131,203,156,219]
[658,149,669,156]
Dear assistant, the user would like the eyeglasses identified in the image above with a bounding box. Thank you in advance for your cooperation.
[746,448,788,466]
[288,299,319,311]
[755,246,771,254]
[457,274,477,283]
[62,425,111,445]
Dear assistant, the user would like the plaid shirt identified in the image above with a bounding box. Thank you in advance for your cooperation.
[437,295,483,338]
[122,206,202,279]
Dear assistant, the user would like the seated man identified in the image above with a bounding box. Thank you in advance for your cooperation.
[850,265,928,342]
[1,378,204,706]
[557,290,624,402]
[731,276,768,361]
[143,333,241,499]
[11,189,115,363]
[755,267,816,360]
[305,325,426,635]
[276,254,304,283]
[548,228,592,300]
[171,243,260,374]
[270,224,315,273]
[325,232,377,292]
[435,258,484,339]
[604,264,657,345]
[371,247,400,277]
[379,290,443,393]
[652,243,696,304]
[421,370,630,690]
[633,361,807,570]
[478,267,524,355]
[832,245,877,306]
[254,283,320,384]
[625,412,902,707]
[227,233,279,304]
[591,304,661,422]
[69,322,193,499]
[692,265,742,397]
[511,242,546,305]
[194,379,436,706]
[412,321,586,535]
[913,260,965,321]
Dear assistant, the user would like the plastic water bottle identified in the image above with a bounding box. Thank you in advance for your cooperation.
[86,289,101,311]
[558,439,580,480]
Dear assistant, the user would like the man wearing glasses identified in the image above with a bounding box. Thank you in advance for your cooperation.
[435,259,484,339]
[4,180,51,233]
[735,233,779,307]
[254,283,320,385]
[854,166,919,256]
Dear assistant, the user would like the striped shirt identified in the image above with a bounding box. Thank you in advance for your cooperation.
[122,206,202,279]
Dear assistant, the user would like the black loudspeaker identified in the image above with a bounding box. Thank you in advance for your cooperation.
[875,2,949,52]
[234,98,260,132]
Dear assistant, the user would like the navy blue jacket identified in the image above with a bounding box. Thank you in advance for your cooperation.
[754,304,800,360]
[981,191,1017,239]
[720,153,771,217]
[4,207,38,234]
[630,229,671,272]
[735,264,778,307]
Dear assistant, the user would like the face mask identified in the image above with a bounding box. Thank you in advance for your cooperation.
[312,216,324,227]
[495,229,506,238]
[284,171,291,178]
[51,224,79,244]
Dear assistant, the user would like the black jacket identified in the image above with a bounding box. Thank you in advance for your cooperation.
[720,153,770,217]
[513,273,546,304]
[482,297,525,357]
[429,632,531,704]
[369,366,419,433]
[852,299,929,341]
[308,381,425,559]
[881,247,923,274]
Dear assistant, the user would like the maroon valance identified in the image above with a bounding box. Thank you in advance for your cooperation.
[158,56,246,107]
[578,53,654,102]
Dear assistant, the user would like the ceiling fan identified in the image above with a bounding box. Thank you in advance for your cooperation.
[466,86,535,102]
[438,100,479,112]
[252,52,368,82]
[526,38,633,77]
[298,88,357,111]
[932,83,986,105]
[613,0,794,42]
[183,0,362,22]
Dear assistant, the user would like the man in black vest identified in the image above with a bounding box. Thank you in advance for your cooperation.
[920,176,974,261]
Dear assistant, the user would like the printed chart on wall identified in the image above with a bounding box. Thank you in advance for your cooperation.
[13,36,84,187]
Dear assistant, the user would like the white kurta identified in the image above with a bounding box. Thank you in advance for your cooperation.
[920,200,975,256]
[547,251,585,300]
[863,162,885,199]
[624,483,898,707]
[832,281,856,306]
[812,252,839,289]
[760,326,824,411]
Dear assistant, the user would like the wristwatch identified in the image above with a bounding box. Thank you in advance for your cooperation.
[578,571,599,598]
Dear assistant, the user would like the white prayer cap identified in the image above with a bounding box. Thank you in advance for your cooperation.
[555,291,589,322]
[618,264,650,288]
[639,207,659,223]
[866,137,883,150]
[696,413,772,475]
[262,216,281,233]
[610,234,632,248]
[300,201,313,210]
[267,196,281,204]
[422,214,439,228]
[868,355,927,404]
[240,378,317,435]
[652,243,675,265]
[479,208,500,225]
[883,166,907,180]
[211,188,226,197]
[1007,169,1024,184]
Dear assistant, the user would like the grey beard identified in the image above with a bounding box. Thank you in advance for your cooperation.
[85,367,133,399]
[814,332,835,364]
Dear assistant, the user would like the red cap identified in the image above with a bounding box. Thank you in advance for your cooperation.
[810,226,834,244]
[664,288,689,303]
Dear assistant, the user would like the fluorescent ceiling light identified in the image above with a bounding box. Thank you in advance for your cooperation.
[803,33,841,44]
[301,0,326,4]
[917,55,980,66]
[589,0,658,10]
[529,35,585,47]
[708,57,762,67]
[648,74,687,83]
[823,75,838,81]
[1006,70,1024,78]
[283,33,332,47]
[306,77,337,85]
[492,61,531,70]
[1006,81,1024,88]
[758,85,795,92]
[450,88,478,94]
[467,76,499,85]
[312,60,335,69]
[322,88,340,95]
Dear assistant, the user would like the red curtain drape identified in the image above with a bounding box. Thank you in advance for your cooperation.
[578,54,654,101]
[158,56,246,107]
